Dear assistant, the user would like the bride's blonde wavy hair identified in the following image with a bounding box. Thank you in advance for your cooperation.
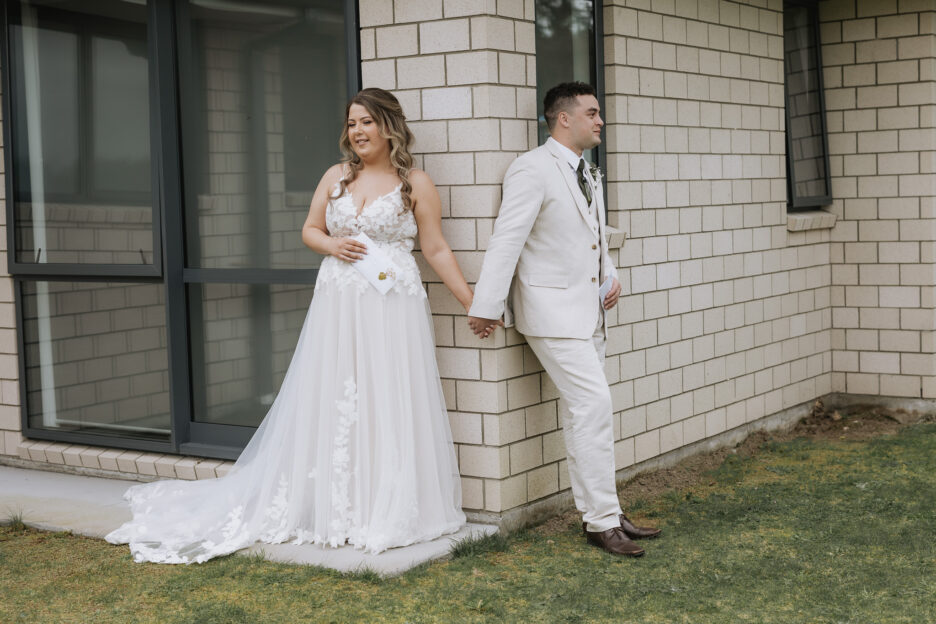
[334,88,416,210]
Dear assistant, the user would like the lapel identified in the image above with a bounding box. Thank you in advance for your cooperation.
[545,140,596,237]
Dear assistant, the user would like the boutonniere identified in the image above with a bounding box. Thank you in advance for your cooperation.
[588,162,602,187]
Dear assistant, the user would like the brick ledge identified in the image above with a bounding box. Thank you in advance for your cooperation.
[605,225,627,250]
[10,440,234,480]
[787,209,837,232]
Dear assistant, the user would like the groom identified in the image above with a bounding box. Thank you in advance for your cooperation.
[467,82,660,556]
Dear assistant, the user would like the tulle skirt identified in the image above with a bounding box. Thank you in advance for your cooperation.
[106,279,465,563]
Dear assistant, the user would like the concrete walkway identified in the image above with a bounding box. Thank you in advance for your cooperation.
[0,465,497,576]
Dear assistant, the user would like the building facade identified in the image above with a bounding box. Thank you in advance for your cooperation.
[0,0,933,529]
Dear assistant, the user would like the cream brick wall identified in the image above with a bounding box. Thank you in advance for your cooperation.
[598,0,833,499]
[360,0,541,513]
[0,66,19,458]
[821,0,936,398]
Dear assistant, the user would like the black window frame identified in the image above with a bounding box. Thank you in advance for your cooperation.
[2,0,163,278]
[595,1,606,193]
[783,0,832,210]
[2,0,361,459]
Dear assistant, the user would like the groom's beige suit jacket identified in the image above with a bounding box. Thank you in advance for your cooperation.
[469,139,619,339]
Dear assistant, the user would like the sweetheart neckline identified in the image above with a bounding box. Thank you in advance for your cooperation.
[342,183,403,218]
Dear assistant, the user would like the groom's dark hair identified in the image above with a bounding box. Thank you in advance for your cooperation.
[544,82,596,131]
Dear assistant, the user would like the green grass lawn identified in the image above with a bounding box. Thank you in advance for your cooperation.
[2,420,935,623]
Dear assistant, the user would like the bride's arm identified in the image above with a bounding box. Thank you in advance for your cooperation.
[411,170,474,313]
[301,164,367,262]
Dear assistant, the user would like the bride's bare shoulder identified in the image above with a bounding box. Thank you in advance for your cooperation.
[325,163,347,182]
[407,168,435,189]
[314,163,346,192]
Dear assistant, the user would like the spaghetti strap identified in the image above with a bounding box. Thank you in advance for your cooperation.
[329,164,350,199]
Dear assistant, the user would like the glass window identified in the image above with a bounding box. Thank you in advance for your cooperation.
[7,0,154,265]
[178,0,348,271]
[282,36,349,193]
[5,0,360,455]
[188,283,314,428]
[534,0,599,151]
[783,0,831,208]
[91,35,151,195]
[22,281,170,440]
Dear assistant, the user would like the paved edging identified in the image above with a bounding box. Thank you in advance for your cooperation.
[0,465,497,576]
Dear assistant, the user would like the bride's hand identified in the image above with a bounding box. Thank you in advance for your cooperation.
[329,237,367,263]
[468,315,503,339]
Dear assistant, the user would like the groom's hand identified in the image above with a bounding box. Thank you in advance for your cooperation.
[603,278,621,310]
[468,315,503,339]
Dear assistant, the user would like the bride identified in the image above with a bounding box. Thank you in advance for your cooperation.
[106,88,494,563]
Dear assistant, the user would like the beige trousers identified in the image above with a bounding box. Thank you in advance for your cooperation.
[525,317,622,532]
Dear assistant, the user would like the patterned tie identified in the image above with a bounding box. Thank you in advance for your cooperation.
[576,159,593,205]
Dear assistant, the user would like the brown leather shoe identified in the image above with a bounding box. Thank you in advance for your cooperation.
[584,526,645,557]
[619,514,661,540]
[582,516,662,540]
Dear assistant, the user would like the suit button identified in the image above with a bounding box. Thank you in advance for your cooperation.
[591,277,596,282]
[591,244,597,250]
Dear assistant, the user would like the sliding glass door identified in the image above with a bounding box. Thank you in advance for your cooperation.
[3,0,359,458]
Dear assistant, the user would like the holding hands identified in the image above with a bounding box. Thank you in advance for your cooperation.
[469,276,620,339]
[468,315,503,339]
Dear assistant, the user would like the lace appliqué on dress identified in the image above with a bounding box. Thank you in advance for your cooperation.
[329,376,360,547]
[118,483,255,564]
[317,183,425,298]
[258,474,291,544]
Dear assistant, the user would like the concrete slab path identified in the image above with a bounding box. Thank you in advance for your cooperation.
[0,465,496,576]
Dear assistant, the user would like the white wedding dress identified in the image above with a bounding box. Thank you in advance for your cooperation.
[106,180,466,563]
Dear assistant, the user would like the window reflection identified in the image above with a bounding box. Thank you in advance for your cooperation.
[9,0,153,265]
[188,283,315,428]
[23,281,170,440]
[784,1,831,206]
[7,0,360,451]
[180,0,348,270]
[535,0,596,150]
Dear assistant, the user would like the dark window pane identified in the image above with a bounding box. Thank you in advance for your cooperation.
[188,282,314,427]
[282,36,348,192]
[179,0,348,270]
[23,281,169,440]
[91,35,151,195]
[11,26,80,198]
[784,1,831,206]
[535,0,596,150]
[8,1,154,265]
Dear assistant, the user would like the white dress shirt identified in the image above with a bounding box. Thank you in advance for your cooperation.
[546,137,595,189]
